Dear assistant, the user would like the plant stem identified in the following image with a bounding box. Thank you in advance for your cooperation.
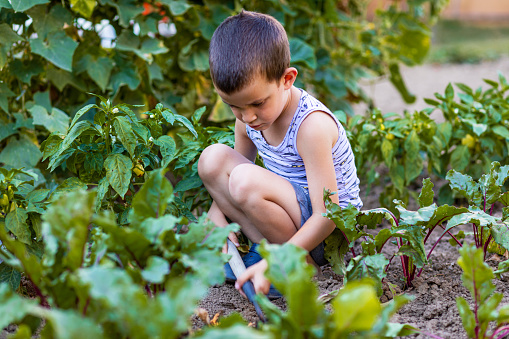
[439,225,463,247]
[145,284,153,298]
[473,271,480,338]
[83,298,90,316]
[489,204,494,216]
[491,326,509,339]
[483,235,492,260]
[473,224,479,248]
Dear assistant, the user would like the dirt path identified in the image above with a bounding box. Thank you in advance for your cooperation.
[353,57,509,120]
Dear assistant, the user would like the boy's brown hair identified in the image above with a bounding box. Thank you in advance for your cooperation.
[209,10,290,94]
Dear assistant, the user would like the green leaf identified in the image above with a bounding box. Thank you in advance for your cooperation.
[450,145,470,172]
[69,104,96,131]
[418,178,434,208]
[174,114,198,138]
[344,254,388,297]
[154,135,176,167]
[29,105,70,134]
[259,242,323,329]
[129,169,173,224]
[492,124,509,139]
[70,0,96,18]
[324,228,350,275]
[290,38,317,69]
[381,138,393,168]
[0,137,42,168]
[0,284,37,329]
[49,120,94,170]
[0,83,15,113]
[456,297,476,338]
[43,189,95,270]
[94,177,109,212]
[9,59,44,84]
[36,308,105,339]
[194,325,271,339]
[101,0,143,27]
[174,175,202,192]
[104,154,133,198]
[10,0,49,12]
[50,177,88,201]
[457,245,495,303]
[178,39,209,72]
[491,222,509,252]
[332,280,382,333]
[0,263,21,290]
[46,67,87,92]
[27,4,73,40]
[5,204,31,245]
[141,256,169,284]
[113,116,137,158]
[76,54,114,90]
[30,31,78,72]
[164,0,192,15]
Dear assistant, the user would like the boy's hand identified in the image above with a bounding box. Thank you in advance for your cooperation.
[222,231,240,254]
[235,259,270,297]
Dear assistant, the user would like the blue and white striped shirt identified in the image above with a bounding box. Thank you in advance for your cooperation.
[246,89,363,210]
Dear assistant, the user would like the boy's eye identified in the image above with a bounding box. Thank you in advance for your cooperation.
[252,101,264,107]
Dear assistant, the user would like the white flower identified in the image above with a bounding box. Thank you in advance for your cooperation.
[112,108,119,113]
[149,137,154,142]
[150,114,155,118]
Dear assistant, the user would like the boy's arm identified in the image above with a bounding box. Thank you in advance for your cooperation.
[234,119,258,162]
[288,111,340,251]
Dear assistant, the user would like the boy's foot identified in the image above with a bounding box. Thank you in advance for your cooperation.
[223,243,283,300]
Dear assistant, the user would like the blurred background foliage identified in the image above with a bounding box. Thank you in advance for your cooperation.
[0,0,447,163]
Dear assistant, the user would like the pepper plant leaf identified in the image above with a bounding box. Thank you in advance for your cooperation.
[104,153,132,198]
[5,204,31,245]
[113,116,137,158]
[0,263,22,291]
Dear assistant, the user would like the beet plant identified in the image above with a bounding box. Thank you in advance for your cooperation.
[455,245,509,339]
[0,169,238,338]
[445,161,509,259]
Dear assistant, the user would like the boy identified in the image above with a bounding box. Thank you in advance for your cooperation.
[198,10,362,298]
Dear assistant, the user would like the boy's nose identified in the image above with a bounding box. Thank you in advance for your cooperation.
[242,111,257,124]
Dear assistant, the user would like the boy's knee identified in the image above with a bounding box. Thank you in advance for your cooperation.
[198,144,231,180]
[229,164,259,206]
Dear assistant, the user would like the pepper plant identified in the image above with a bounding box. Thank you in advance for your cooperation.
[0,167,49,290]
[40,96,202,223]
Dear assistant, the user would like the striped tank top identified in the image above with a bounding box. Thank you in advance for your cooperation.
[246,89,363,210]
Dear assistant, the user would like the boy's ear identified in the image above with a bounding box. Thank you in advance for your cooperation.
[282,67,298,89]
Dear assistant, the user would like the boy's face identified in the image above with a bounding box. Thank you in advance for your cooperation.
[216,69,296,131]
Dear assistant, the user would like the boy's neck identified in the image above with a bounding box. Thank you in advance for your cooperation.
[262,86,301,146]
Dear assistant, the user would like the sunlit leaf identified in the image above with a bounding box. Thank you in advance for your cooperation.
[104,153,132,198]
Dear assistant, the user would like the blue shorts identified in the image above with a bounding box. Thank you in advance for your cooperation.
[289,181,328,266]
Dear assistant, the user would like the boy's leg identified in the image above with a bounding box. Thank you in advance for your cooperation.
[198,144,302,244]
